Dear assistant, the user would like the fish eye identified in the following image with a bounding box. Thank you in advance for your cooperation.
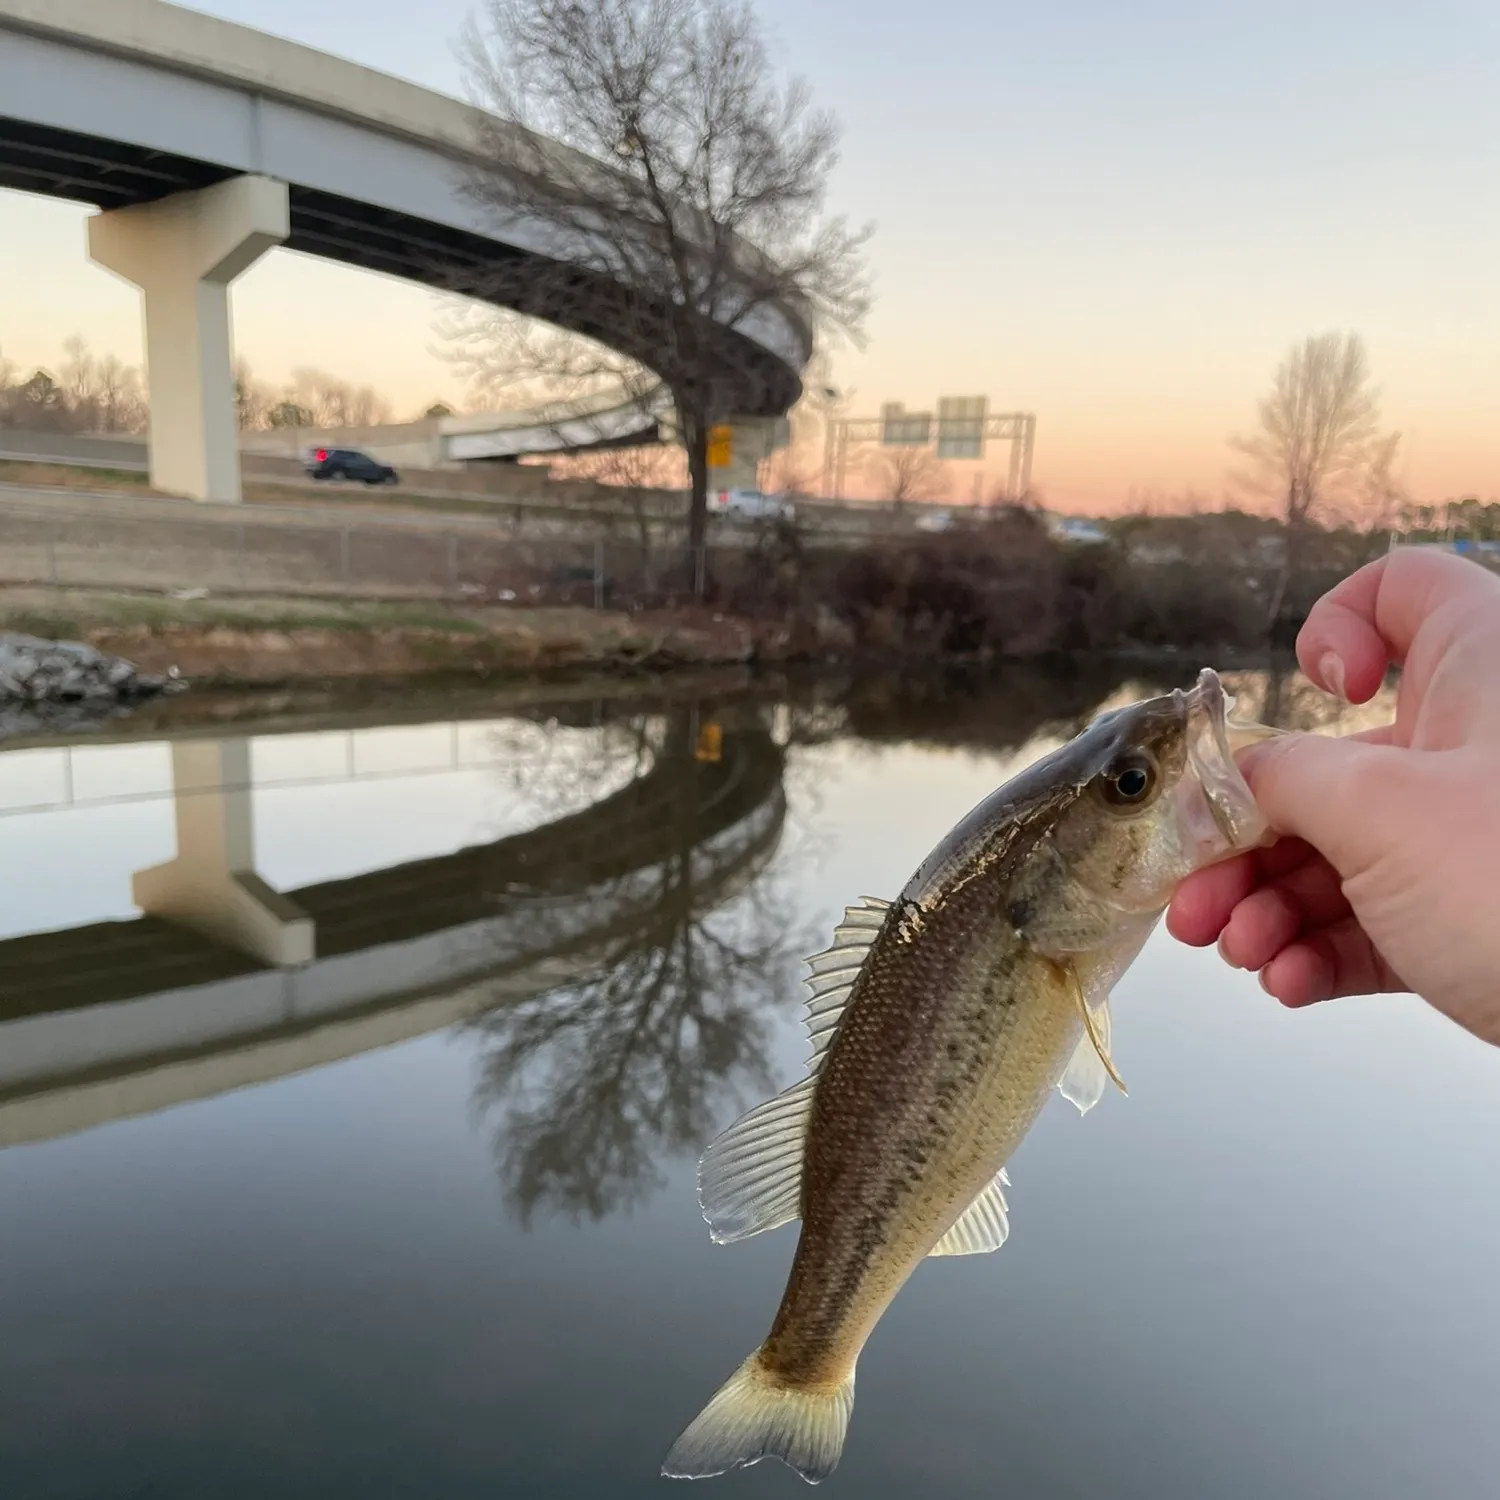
[1099,751,1158,808]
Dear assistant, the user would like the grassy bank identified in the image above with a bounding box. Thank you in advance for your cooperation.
[0,586,792,687]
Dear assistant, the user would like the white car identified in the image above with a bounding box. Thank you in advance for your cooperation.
[914,508,955,533]
[710,488,796,522]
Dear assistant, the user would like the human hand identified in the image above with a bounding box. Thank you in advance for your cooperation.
[1168,546,1500,1048]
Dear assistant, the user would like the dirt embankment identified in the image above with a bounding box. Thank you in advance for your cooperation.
[0,587,825,688]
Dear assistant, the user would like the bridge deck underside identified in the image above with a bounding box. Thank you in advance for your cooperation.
[0,114,798,417]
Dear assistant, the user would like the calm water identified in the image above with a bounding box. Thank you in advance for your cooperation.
[1,665,1497,1500]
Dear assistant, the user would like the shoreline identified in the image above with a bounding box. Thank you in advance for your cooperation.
[0,586,796,687]
[0,584,1284,711]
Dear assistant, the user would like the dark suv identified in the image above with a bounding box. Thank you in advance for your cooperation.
[304,447,399,485]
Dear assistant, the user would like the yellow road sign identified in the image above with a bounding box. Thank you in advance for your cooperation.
[706,424,733,467]
[695,720,723,763]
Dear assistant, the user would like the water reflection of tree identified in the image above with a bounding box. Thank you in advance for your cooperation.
[480,705,658,826]
[806,656,1393,750]
[469,709,813,1225]
[798,659,1164,757]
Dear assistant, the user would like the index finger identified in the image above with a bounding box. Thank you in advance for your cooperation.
[1298,548,1500,701]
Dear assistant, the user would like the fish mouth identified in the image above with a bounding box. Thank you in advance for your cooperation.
[1177,668,1273,857]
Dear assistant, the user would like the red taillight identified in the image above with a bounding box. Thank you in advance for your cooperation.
[315,448,328,462]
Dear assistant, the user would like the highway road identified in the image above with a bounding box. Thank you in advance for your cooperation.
[0,431,148,471]
[0,475,533,537]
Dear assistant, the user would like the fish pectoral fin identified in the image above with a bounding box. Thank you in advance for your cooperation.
[697,1077,814,1244]
[928,1168,1011,1256]
[1061,961,1127,1100]
[1057,1001,1113,1115]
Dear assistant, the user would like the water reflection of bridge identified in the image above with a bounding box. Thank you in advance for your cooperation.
[0,710,786,1150]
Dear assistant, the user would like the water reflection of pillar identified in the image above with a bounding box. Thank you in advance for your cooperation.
[131,739,314,966]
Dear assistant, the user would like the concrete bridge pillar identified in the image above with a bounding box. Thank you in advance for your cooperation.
[87,174,290,503]
[133,738,314,967]
[706,415,791,494]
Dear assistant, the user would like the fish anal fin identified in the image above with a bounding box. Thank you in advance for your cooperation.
[928,1169,1011,1257]
[698,1078,813,1244]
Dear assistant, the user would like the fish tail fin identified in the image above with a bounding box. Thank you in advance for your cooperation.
[661,1348,855,1485]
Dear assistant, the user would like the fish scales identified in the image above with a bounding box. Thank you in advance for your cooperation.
[767,875,1080,1387]
[663,668,1278,1485]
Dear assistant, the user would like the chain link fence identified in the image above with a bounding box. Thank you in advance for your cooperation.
[0,501,823,614]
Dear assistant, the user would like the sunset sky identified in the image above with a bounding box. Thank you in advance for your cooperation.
[1,0,1497,511]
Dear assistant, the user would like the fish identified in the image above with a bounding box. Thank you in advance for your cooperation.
[662,667,1276,1485]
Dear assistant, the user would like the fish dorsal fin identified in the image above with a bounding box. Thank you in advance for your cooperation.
[803,897,889,1075]
[697,898,890,1244]
[1058,998,1114,1115]
[928,1168,1012,1256]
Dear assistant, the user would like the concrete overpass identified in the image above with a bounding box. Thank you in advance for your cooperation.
[0,710,787,1148]
[0,0,808,502]
[240,385,679,470]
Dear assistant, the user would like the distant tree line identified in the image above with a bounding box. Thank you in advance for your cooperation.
[0,336,408,435]
[233,361,395,431]
[1398,495,1500,541]
[0,337,147,434]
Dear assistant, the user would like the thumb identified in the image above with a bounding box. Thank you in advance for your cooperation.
[1239,731,1405,879]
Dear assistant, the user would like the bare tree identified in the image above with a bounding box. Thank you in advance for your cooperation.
[267,398,314,429]
[453,0,870,576]
[234,358,274,430]
[229,358,397,432]
[561,441,687,587]
[1231,332,1400,628]
[758,443,819,497]
[288,367,393,428]
[2,369,66,429]
[57,336,147,434]
[1359,431,1408,536]
[876,444,949,507]
[0,338,147,434]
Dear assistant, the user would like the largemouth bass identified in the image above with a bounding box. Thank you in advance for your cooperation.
[663,668,1275,1484]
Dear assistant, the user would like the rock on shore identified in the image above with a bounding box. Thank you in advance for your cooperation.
[0,634,182,736]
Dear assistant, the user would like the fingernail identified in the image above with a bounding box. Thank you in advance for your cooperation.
[1317,651,1347,701]
[1217,934,1242,969]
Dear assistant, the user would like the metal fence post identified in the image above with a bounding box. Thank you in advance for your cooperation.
[46,521,58,588]
[693,544,706,599]
[446,532,459,597]
[236,521,246,592]
[593,538,605,610]
[340,527,351,594]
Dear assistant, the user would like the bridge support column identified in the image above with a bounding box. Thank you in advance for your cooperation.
[133,739,314,967]
[705,415,791,494]
[87,175,290,504]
